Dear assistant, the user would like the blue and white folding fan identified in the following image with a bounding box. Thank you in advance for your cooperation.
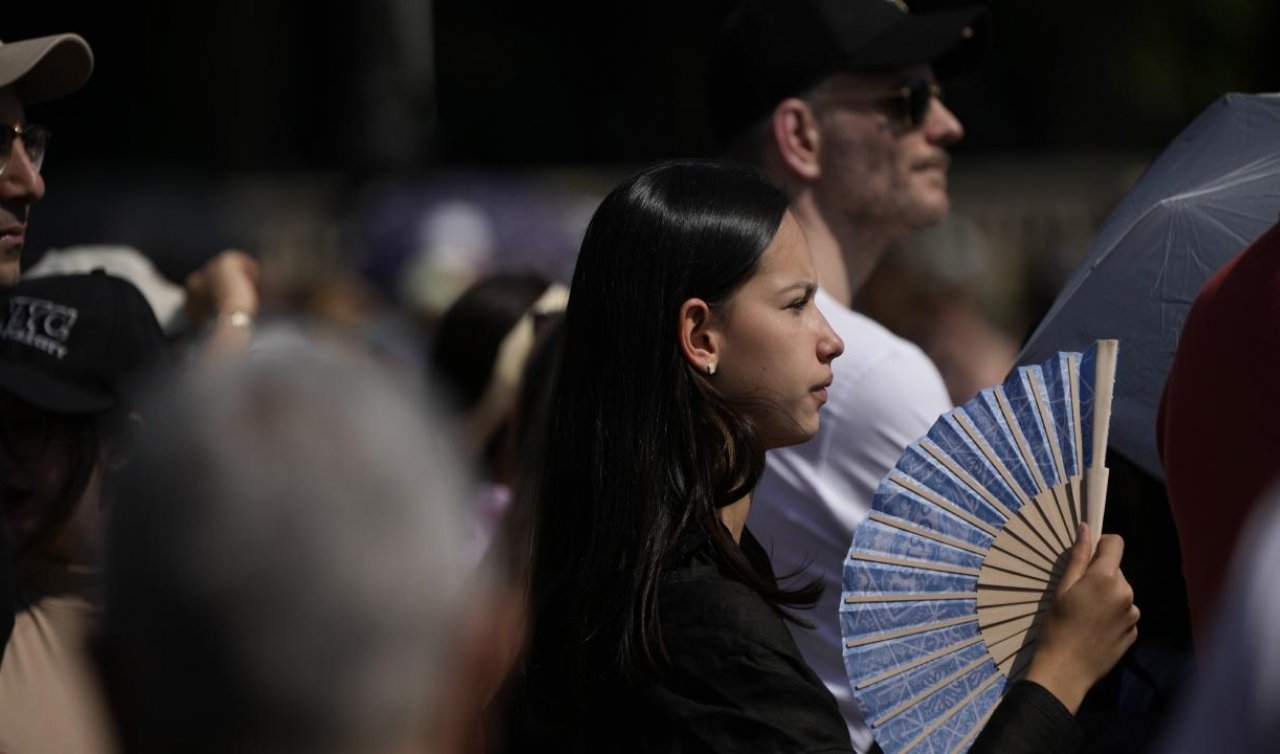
[840,339,1119,754]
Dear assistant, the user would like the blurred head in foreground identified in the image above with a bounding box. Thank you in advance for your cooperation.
[1158,479,1280,754]
[97,335,472,754]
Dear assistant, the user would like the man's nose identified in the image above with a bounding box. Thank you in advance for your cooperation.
[924,99,964,147]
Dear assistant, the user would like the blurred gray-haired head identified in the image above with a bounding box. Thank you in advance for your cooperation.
[99,333,472,754]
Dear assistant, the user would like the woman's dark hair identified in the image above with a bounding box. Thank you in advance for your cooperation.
[526,160,820,713]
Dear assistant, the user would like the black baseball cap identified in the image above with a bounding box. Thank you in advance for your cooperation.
[707,0,990,146]
[0,272,167,415]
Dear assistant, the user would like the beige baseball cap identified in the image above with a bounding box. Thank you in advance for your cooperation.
[0,33,93,104]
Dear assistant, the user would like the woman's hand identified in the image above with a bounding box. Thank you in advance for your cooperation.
[1024,522,1140,714]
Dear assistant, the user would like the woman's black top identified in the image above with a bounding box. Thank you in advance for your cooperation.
[507,527,1082,754]
[508,527,852,753]
[637,527,854,752]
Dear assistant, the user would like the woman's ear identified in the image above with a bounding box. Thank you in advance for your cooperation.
[678,298,722,376]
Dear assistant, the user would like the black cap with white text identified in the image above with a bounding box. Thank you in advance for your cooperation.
[0,272,167,414]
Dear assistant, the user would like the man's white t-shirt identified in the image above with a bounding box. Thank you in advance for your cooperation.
[751,288,951,753]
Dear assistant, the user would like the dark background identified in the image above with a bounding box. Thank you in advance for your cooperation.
[7,0,1280,171]
[4,0,1280,293]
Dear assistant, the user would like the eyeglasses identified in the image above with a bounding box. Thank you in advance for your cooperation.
[814,78,943,130]
[0,123,50,176]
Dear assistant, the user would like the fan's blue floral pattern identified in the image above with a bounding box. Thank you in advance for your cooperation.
[842,341,1113,753]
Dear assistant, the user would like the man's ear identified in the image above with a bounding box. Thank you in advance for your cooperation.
[771,97,823,182]
[105,412,144,474]
[677,298,723,376]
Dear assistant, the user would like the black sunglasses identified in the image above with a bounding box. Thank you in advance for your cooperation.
[815,78,943,130]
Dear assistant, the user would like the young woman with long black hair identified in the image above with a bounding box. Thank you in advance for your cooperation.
[519,160,1138,753]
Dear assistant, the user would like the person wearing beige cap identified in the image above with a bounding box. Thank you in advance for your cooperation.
[0,33,93,289]
[0,29,93,685]
[0,35,257,355]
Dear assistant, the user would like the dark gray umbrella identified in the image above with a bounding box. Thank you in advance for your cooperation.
[1017,93,1280,482]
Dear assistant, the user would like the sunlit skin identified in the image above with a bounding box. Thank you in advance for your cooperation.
[708,213,845,448]
[810,65,963,240]
[0,87,46,288]
[680,212,845,539]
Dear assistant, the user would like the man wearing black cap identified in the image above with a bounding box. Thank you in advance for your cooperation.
[708,1,986,749]
[0,272,167,753]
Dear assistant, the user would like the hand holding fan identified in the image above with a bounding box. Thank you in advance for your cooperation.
[840,340,1119,753]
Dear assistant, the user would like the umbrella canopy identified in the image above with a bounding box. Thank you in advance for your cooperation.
[1017,93,1280,482]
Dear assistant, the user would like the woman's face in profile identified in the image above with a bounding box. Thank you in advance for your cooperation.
[710,212,844,448]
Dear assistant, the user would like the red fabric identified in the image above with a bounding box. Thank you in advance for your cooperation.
[1157,220,1280,649]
